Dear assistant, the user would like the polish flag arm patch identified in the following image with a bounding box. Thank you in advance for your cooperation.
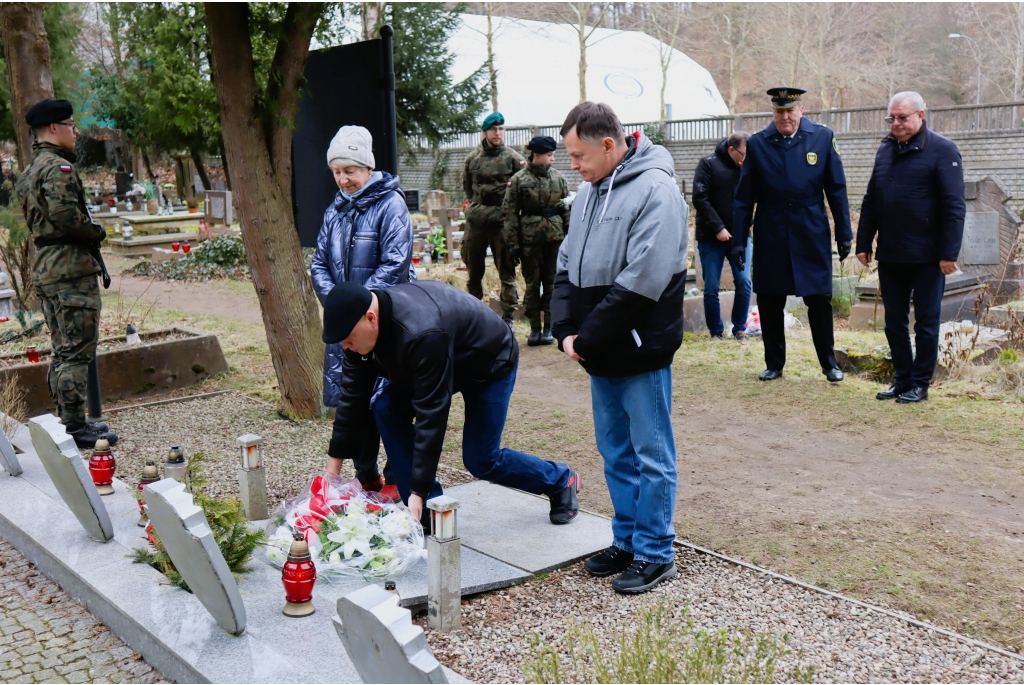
[59,164,72,172]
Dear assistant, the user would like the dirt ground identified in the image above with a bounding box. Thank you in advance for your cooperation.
[101,270,1024,651]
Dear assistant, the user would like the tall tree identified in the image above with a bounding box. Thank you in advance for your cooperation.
[550,2,610,102]
[641,3,686,121]
[0,3,54,168]
[205,2,326,418]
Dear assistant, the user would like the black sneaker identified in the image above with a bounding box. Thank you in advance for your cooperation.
[527,328,543,346]
[66,423,119,449]
[549,470,579,524]
[584,545,634,577]
[611,560,678,594]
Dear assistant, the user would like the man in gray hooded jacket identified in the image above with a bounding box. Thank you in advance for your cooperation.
[551,102,688,594]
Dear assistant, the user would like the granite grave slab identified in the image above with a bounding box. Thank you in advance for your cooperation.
[334,585,447,684]
[28,414,114,542]
[144,477,248,635]
[0,424,22,476]
[447,481,612,573]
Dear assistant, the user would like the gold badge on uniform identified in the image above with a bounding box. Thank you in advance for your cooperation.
[806,152,818,165]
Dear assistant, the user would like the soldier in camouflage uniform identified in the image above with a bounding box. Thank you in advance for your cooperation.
[462,112,524,323]
[16,99,116,449]
[503,136,569,346]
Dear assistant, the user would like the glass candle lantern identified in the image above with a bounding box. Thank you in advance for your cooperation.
[236,434,263,470]
[427,495,459,541]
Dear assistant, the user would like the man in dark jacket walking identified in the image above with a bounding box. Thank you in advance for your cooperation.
[692,131,752,340]
[552,102,687,595]
[856,91,966,403]
[323,280,580,526]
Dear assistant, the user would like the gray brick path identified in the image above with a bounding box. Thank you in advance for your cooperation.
[0,537,166,684]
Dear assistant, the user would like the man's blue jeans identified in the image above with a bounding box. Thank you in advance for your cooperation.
[373,360,571,503]
[698,238,753,337]
[590,366,677,565]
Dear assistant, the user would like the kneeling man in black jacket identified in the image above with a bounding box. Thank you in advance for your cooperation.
[323,280,580,525]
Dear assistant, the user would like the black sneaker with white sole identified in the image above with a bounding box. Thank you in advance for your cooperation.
[584,545,634,577]
[611,559,677,594]
[548,470,580,524]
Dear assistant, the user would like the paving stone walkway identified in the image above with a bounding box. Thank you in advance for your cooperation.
[0,537,166,684]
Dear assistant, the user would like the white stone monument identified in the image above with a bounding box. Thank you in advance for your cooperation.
[27,415,113,542]
[0,424,22,476]
[334,585,447,684]
[143,478,247,635]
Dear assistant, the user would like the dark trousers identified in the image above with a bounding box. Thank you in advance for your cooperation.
[350,403,386,484]
[758,293,837,372]
[521,241,560,328]
[372,360,571,504]
[463,221,518,317]
[878,261,945,388]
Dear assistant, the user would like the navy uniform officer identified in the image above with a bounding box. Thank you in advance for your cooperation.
[732,87,852,382]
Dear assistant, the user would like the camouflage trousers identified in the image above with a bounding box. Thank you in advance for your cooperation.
[462,220,518,317]
[521,241,561,329]
[37,276,101,425]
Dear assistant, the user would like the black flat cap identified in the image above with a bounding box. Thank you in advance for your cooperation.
[25,99,73,128]
[527,136,557,154]
[766,87,806,110]
[322,282,373,344]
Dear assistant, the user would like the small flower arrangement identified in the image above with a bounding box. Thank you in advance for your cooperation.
[127,181,156,199]
[265,474,424,580]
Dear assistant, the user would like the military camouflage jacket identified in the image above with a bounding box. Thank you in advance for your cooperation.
[502,161,569,247]
[16,142,105,286]
[462,139,525,225]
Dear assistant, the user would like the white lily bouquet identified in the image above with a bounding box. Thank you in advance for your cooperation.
[265,474,425,580]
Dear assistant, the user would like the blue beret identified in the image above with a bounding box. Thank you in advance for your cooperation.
[25,99,73,128]
[481,112,504,131]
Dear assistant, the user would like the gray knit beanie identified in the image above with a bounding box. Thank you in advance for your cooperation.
[327,125,375,169]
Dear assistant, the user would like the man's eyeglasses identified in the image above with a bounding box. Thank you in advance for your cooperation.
[884,113,917,124]
[54,121,78,133]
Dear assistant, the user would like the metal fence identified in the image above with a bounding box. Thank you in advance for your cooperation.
[410,101,1024,150]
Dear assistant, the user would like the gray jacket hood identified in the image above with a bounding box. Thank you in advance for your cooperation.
[578,132,677,224]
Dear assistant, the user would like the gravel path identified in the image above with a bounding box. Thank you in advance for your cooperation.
[104,392,475,511]
[0,538,165,684]
[419,545,1024,683]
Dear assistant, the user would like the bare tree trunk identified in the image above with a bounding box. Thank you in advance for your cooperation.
[361,2,381,41]
[485,2,498,111]
[190,146,211,191]
[206,2,324,419]
[141,147,156,182]
[578,20,587,102]
[219,139,232,192]
[0,2,54,170]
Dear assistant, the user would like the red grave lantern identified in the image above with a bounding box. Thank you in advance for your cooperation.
[172,241,180,252]
[88,438,116,495]
[282,532,316,617]
[26,347,40,363]
[182,240,191,254]
[136,460,160,527]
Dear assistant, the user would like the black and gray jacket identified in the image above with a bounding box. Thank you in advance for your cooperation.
[550,132,688,377]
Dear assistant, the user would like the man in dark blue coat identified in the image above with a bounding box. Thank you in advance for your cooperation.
[733,87,852,382]
[856,91,966,404]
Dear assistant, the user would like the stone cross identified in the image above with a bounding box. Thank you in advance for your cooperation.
[143,478,247,636]
[333,584,448,684]
[0,423,22,476]
[28,415,113,542]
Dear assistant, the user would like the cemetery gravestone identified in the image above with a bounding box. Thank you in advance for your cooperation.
[204,189,233,227]
[334,585,447,684]
[0,424,22,476]
[961,177,1024,303]
[143,478,247,636]
[27,415,113,542]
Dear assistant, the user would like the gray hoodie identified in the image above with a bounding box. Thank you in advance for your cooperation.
[551,132,689,377]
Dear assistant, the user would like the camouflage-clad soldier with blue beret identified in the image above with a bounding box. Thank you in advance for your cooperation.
[16,99,117,448]
[502,136,569,346]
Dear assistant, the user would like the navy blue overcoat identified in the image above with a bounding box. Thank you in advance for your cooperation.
[732,117,852,297]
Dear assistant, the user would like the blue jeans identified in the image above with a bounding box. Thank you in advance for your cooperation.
[698,238,753,337]
[373,360,571,504]
[590,367,677,565]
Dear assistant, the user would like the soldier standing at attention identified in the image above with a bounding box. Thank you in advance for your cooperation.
[16,99,117,448]
[503,135,569,346]
[732,87,852,383]
[462,112,524,325]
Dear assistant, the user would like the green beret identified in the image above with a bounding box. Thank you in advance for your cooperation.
[481,112,505,131]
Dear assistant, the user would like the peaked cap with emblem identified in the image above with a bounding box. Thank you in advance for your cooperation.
[25,99,74,128]
[766,87,806,110]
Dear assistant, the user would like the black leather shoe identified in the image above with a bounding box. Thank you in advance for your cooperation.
[527,328,542,346]
[759,369,783,381]
[549,471,579,524]
[539,326,555,345]
[876,384,911,400]
[66,423,119,449]
[611,560,678,594]
[824,367,844,383]
[896,386,929,403]
[584,545,634,577]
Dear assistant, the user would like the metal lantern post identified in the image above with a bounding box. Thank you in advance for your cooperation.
[426,495,461,633]
[236,433,268,520]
